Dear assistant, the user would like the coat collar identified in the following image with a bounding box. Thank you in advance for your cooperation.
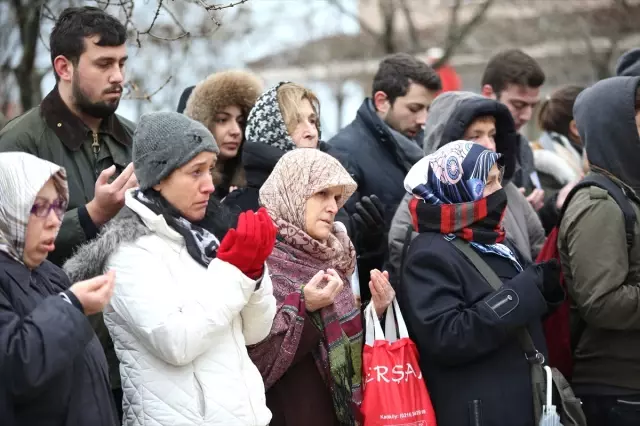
[40,86,132,152]
[124,190,183,245]
[0,251,32,294]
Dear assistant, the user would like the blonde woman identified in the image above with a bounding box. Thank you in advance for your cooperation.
[223,81,323,212]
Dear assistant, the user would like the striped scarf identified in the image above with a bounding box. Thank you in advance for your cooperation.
[408,188,507,245]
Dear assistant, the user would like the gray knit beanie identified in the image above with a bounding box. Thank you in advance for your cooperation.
[133,111,219,190]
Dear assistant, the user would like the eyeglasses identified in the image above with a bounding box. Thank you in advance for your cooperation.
[30,197,67,219]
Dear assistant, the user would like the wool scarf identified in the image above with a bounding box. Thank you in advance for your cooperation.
[409,189,507,244]
[134,190,220,267]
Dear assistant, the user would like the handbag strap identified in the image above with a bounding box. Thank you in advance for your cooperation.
[449,238,545,422]
[449,239,545,357]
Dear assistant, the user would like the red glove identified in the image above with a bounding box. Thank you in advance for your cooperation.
[217,208,276,279]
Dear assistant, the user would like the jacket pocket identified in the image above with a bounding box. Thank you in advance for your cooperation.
[468,399,483,426]
[193,374,205,418]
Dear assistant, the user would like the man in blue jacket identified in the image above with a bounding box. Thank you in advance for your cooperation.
[329,53,441,297]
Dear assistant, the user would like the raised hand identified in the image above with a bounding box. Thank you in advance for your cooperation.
[87,163,138,226]
[369,269,395,317]
[303,269,344,312]
[217,207,276,279]
[69,270,116,315]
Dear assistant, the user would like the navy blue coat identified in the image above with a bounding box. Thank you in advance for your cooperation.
[0,252,118,426]
[329,100,417,229]
[399,233,552,426]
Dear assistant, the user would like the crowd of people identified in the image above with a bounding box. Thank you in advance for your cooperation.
[1,5,640,426]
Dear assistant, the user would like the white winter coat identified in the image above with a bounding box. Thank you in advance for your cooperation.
[104,192,275,426]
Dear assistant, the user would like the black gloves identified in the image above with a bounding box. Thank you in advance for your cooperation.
[536,259,565,304]
[351,195,386,253]
[353,195,385,235]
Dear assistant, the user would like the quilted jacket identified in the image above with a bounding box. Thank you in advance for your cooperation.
[65,191,275,426]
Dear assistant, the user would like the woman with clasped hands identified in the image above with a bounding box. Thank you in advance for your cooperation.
[0,152,118,426]
[248,149,394,426]
[63,112,277,426]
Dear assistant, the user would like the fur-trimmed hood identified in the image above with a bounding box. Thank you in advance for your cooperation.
[185,70,263,132]
[63,207,150,283]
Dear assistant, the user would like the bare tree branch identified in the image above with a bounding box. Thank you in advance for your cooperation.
[431,0,494,69]
[159,1,188,35]
[203,0,249,12]
[124,75,172,101]
[135,0,165,46]
[3,0,250,111]
[377,0,396,53]
[11,0,42,109]
[325,0,380,40]
[398,0,421,52]
[577,14,619,79]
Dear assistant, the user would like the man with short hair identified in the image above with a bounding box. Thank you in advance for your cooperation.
[480,49,548,210]
[0,6,135,418]
[329,53,441,299]
[0,6,135,265]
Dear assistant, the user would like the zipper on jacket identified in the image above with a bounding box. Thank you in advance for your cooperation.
[489,294,513,310]
[193,374,206,418]
[91,132,100,158]
[91,132,101,179]
[469,400,482,426]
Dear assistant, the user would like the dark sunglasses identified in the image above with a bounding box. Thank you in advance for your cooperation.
[30,197,68,219]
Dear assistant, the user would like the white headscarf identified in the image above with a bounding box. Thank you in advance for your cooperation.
[0,152,69,265]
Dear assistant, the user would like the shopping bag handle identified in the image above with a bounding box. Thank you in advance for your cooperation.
[365,298,410,346]
[365,303,385,346]
[385,298,409,341]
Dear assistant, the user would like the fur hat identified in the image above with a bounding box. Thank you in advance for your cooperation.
[185,70,263,131]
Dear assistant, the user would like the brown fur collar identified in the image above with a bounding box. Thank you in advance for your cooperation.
[185,70,262,131]
[40,86,132,151]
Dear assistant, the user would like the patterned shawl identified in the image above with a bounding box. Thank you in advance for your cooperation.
[405,141,512,250]
[244,81,297,152]
[254,149,362,425]
[0,152,69,265]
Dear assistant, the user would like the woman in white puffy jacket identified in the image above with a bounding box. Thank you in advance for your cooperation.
[64,112,277,426]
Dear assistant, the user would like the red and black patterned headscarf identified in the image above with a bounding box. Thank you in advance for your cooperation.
[404,141,507,245]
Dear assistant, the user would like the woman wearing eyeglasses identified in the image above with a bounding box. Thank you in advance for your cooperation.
[0,152,119,426]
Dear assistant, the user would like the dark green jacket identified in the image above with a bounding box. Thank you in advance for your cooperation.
[0,87,133,390]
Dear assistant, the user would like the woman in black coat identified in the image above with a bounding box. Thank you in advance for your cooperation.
[399,141,562,426]
[0,152,118,426]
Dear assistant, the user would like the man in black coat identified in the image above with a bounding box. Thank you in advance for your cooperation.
[329,53,441,298]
